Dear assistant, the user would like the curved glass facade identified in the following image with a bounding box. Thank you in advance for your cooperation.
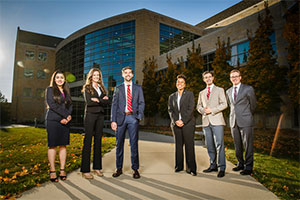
[84,20,135,95]
[56,20,136,126]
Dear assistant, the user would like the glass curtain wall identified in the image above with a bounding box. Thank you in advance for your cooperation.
[160,23,200,55]
[84,20,135,96]
[56,20,135,126]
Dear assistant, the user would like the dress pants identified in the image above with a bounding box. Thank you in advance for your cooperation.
[81,112,104,173]
[115,114,139,170]
[172,123,197,173]
[231,125,253,170]
[203,124,226,171]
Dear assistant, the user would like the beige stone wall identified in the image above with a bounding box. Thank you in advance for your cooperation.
[11,42,56,123]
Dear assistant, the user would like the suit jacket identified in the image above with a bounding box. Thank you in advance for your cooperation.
[111,83,145,125]
[197,85,227,126]
[226,83,257,128]
[45,87,72,122]
[168,90,195,127]
[84,87,110,114]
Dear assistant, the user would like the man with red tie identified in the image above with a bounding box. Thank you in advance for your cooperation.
[111,66,145,179]
[197,71,228,178]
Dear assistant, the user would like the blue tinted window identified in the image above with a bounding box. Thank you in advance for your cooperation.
[159,23,200,55]
[237,41,249,53]
[84,20,135,92]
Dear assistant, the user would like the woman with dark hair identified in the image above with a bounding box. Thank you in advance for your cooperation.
[81,68,110,179]
[168,74,197,176]
[45,70,72,182]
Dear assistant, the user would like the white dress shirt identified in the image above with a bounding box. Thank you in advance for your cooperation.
[177,92,182,120]
[232,83,241,101]
[93,84,102,97]
[207,84,214,98]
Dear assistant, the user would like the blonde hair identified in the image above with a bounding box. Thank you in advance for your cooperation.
[82,68,107,95]
[230,69,241,76]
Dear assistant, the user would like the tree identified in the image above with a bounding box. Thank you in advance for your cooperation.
[282,5,299,107]
[212,37,233,90]
[240,2,286,115]
[158,54,180,118]
[183,41,206,105]
[0,91,10,124]
[0,91,7,103]
[142,57,160,125]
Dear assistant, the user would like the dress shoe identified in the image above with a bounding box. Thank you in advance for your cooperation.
[93,170,104,177]
[175,168,183,173]
[232,166,244,171]
[203,167,218,173]
[217,171,225,178]
[190,171,197,176]
[185,169,191,174]
[112,169,122,178]
[240,169,252,175]
[82,173,94,179]
[133,170,140,179]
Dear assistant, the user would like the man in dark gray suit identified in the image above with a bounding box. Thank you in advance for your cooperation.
[226,69,256,175]
[111,66,145,179]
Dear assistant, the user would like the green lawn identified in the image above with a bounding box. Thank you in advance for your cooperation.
[141,126,300,200]
[0,127,116,199]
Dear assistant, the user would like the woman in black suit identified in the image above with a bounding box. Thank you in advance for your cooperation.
[168,74,197,176]
[81,68,110,179]
[45,70,72,182]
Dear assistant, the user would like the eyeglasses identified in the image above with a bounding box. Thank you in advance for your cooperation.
[203,76,213,79]
[230,75,240,79]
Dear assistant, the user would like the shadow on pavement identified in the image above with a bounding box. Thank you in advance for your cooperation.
[53,182,81,200]
[103,175,223,200]
[89,178,141,200]
[64,180,102,200]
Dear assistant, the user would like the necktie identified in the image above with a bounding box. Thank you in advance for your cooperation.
[127,85,132,112]
[207,87,211,100]
[234,87,237,101]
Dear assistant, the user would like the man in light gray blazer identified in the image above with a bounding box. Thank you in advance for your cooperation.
[226,69,256,175]
[197,71,227,178]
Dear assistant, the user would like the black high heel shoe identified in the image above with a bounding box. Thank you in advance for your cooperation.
[59,169,67,181]
[50,171,58,182]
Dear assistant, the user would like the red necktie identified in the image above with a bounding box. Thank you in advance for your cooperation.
[127,85,132,112]
[207,87,211,100]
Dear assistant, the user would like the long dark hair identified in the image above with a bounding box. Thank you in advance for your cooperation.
[47,70,72,108]
[82,68,107,95]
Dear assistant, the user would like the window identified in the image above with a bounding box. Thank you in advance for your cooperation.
[230,41,249,66]
[230,32,277,66]
[36,88,45,98]
[25,50,35,60]
[269,32,277,55]
[37,70,46,79]
[83,20,135,91]
[159,23,200,55]
[23,88,32,97]
[24,69,34,78]
[202,52,215,71]
[38,52,47,61]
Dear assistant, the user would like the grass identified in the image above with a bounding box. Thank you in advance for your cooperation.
[0,127,116,199]
[141,125,300,200]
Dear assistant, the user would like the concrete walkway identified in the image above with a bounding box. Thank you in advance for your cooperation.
[20,131,277,200]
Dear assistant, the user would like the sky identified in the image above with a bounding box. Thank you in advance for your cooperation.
[0,0,241,102]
